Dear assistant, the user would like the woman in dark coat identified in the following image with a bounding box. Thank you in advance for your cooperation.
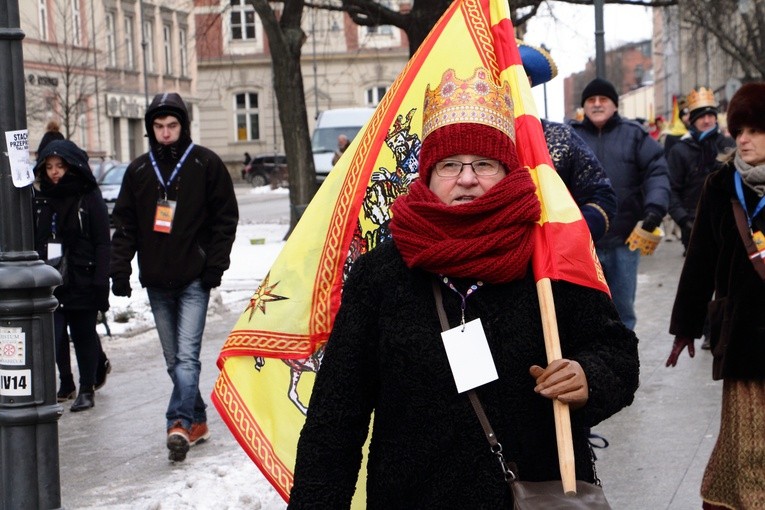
[287,68,639,509]
[667,82,765,508]
[34,140,111,412]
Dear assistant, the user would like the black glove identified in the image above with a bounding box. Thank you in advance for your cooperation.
[201,269,222,290]
[111,278,132,298]
[641,211,663,233]
[95,285,110,312]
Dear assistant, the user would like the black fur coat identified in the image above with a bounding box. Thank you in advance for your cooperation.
[289,241,639,509]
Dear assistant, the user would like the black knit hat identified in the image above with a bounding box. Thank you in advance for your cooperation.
[726,82,765,139]
[581,78,619,107]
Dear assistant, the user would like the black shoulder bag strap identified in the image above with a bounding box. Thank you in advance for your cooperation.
[430,278,519,483]
[730,198,765,281]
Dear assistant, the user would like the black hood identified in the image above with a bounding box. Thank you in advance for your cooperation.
[145,92,192,160]
[35,139,96,197]
[35,139,94,184]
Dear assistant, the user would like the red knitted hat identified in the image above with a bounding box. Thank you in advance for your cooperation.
[418,68,520,183]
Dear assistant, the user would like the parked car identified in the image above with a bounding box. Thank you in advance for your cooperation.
[98,163,129,222]
[89,158,119,182]
[311,107,375,182]
[244,154,288,187]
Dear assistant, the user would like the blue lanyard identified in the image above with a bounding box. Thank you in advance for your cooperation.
[149,143,195,197]
[440,275,483,329]
[734,172,765,231]
[51,212,58,239]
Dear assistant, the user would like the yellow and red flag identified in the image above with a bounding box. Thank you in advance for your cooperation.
[212,0,608,505]
[666,95,689,136]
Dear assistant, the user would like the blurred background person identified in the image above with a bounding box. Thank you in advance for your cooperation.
[570,77,670,330]
[667,87,735,256]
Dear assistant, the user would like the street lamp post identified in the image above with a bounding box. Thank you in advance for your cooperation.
[0,1,64,508]
[594,0,606,78]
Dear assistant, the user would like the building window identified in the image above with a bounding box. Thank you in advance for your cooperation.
[124,16,135,69]
[143,20,154,73]
[163,24,173,75]
[366,86,388,106]
[39,0,48,41]
[235,93,259,141]
[105,12,116,67]
[179,28,188,77]
[230,0,256,41]
[70,0,82,45]
[365,0,393,35]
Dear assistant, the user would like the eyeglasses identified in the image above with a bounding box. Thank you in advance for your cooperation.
[434,159,501,178]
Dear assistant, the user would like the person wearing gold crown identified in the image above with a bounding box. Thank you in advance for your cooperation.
[287,67,639,509]
[518,41,616,242]
[571,77,670,331]
[666,82,765,510]
[667,87,735,255]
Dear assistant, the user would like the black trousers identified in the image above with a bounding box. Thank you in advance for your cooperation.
[54,309,99,389]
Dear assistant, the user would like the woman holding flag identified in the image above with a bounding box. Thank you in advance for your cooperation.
[287,67,639,508]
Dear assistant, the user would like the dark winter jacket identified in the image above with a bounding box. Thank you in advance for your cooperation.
[669,161,765,380]
[288,241,639,509]
[110,93,238,289]
[34,140,111,312]
[570,113,670,248]
[667,129,735,226]
[542,119,617,241]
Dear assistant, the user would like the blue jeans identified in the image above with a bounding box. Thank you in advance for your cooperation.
[147,279,210,430]
[596,245,640,330]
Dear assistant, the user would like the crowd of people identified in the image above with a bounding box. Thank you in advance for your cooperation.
[32,43,764,506]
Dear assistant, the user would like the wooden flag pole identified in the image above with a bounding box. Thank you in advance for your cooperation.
[536,277,577,495]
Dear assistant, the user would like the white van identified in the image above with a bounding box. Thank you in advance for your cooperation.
[312,107,375,182]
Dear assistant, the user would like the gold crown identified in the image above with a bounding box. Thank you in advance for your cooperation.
[421,67,515,142]
[686,87,717,112]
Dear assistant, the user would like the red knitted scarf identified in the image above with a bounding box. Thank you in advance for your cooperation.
[389,169,541,283]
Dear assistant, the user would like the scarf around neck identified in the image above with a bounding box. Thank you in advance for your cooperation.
[389,168,541,283]
[735,152,765,197]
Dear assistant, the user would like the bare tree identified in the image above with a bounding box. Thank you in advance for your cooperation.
[678,0,765,80]
[318,0,679,56]
[25,1,98,143]
[245,0,682,226]
[246,0,318,227]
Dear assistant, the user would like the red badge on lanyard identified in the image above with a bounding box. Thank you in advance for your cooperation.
[149,143,194,235]
[154,199,176,234]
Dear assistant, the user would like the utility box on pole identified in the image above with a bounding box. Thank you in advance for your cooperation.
[0,1,64,508]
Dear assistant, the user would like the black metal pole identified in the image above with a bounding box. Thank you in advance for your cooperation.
[0,1,63,509]
[594,0,606,78]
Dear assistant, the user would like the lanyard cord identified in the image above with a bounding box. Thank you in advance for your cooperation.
[149,143,195,199]
[439,275,483,330]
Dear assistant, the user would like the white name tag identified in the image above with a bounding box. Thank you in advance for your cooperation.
[47,242,62,260]
[441,318,498,393]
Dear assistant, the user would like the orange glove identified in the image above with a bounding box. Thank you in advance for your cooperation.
[666,336,695,367]
[529,359,589,410]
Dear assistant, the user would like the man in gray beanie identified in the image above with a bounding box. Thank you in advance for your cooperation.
[570,78,670,330]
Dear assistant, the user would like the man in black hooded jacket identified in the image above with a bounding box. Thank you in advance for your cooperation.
[110,92,238,462]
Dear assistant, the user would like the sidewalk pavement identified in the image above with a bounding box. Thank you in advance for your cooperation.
[594,236,720,509]
[56,235,720,509]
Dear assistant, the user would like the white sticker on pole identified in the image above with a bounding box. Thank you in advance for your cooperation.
[0,328,25,366]
[5,129,35,188]
[0,369,32,396]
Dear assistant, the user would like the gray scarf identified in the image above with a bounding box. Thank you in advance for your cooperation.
[735,152,765,197]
